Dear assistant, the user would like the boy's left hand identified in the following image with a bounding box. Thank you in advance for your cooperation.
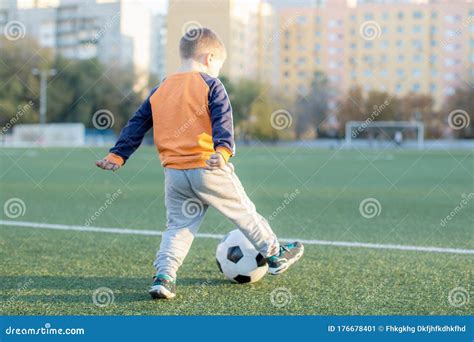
[205,152,226,170]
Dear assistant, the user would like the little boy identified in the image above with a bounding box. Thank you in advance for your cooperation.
[96,28,304,299]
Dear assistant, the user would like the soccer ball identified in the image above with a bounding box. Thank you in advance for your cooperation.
[215,229,268,284]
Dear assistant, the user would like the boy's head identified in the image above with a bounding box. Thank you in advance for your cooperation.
[179,27,226,77]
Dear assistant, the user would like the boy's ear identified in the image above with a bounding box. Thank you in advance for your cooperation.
[204,52,214,66]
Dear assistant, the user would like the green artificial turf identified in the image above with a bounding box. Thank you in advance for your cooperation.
[0,145,472,315]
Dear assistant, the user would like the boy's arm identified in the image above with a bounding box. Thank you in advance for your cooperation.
[206,78,234,169]
[96,86,158,171]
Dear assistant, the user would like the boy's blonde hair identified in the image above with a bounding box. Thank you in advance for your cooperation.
[179,27,226,60]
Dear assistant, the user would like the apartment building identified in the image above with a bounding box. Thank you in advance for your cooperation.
[277,0,472,107]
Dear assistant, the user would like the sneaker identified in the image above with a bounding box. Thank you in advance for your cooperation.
[149,274,176,299]
[266,242,304,275]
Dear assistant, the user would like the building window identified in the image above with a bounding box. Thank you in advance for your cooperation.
[396,69,404,77]
[364,13,373,20]
[444,73,455,81]
[412,40,423,49]
[382,12,389,20]
[296,16,307,24]
[364,69,373,77]
[430,84,437,92]
[328,19,339,27]
[413,25,422,34]
[396,84,402,93]
[396,40,403,48]
[413,11,423,19]
[412,68,421,77]
[397,55,405,62]
[444,87,455,96]
[398,12,404,19]
[298,71,307,78]
[380,69,388,77]
[413,55,422,63]
[397,26,404,33]
[413,83,421,92]
[364,41,373,49]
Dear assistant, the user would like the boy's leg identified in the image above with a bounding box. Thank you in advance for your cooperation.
[153,168,208,280]
[187,164,280,258]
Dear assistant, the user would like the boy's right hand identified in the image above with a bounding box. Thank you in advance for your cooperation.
[96,153,124,171]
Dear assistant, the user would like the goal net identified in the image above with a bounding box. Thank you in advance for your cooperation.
[345,121,424,149]
[5,123,85,147]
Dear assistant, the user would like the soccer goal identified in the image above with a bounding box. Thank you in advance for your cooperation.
[345,121,425,149]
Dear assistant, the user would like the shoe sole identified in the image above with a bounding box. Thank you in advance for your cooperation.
[149,285,176,299]
[268,245,304,275]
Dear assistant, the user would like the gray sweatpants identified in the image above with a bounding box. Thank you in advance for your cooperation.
[153,163,279,279]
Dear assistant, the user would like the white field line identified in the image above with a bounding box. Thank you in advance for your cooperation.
[1,220,473,255]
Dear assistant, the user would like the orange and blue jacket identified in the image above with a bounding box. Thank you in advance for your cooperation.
[106,72,234,169]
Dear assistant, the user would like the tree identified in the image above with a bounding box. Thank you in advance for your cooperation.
[336,85,366,136]
[442,86,474,139]
[294,71,332,139]
[0,37,143,133]
[364,90,398,122]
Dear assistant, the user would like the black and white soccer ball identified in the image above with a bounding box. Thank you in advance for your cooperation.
[215,229,268,284]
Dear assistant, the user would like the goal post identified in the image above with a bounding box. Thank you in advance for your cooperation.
[6,123,85,147]
[345,121,425,149]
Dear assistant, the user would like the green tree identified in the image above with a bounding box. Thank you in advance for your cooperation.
[294,71,331,138]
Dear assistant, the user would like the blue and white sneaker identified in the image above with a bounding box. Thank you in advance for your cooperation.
[149,274,176,299]
[266,242,304,275]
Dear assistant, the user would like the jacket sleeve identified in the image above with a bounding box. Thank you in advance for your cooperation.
[207,79,235,159]
[109,86,158,162]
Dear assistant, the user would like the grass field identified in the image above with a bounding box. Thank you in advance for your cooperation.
[0,145,472,315]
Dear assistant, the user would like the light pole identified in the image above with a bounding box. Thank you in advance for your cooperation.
[32,68,56,125]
